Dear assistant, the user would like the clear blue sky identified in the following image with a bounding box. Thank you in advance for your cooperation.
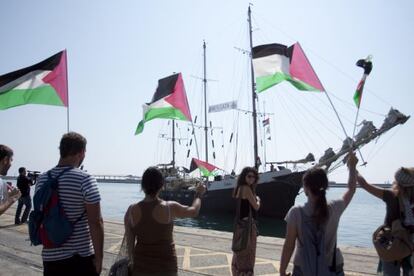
[0,0,412,183]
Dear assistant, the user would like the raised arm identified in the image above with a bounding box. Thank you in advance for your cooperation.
[357,173,384,200]
[170,184,206,218]
[342,151,357,207]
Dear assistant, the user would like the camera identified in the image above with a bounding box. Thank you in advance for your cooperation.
[27,170,41,182]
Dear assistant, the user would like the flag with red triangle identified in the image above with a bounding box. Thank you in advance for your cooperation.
[0,50,68,110]
[135,73,192,135]
[190,158,220,177]
[252,42,324,93]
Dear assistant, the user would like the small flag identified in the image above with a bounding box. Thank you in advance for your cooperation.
[262,118,270,127]
[189,158,220,177]
[252,42,324,93]
[0,51,68,110]
[135,73,192,135]
[353,76,366,108]
[353,58,373,108]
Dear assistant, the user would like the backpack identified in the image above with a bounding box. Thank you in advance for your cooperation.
[297,208,337,276]
[28,167,84,248]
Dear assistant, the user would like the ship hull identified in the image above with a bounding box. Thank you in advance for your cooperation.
[160,170,304,219]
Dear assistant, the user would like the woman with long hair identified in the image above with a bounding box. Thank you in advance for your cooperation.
[357,167,414,275]
[279,152,358,276]
[124,167,206,276]
[231,167,260,276]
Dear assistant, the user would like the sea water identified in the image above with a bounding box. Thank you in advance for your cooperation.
[98,182,385,248]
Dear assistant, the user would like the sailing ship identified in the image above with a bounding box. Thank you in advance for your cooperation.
[136,7,410,219]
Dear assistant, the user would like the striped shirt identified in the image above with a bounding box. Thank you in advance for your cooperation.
[34,166,101,261]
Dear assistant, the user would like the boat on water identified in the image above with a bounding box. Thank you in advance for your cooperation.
[136,7,410,219]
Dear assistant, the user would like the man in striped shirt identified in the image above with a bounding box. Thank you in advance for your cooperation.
[35,132,104,276]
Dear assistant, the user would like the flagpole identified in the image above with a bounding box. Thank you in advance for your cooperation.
[65,50,70,133]
[172,119,175,168]
[203,40,209,163]
[263,101,267,171]
[248,5,260,170]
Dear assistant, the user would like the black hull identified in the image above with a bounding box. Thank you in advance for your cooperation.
[160,171,304,219]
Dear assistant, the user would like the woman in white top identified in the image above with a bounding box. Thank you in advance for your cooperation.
[279,151,357,276]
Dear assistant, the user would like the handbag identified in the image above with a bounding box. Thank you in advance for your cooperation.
[109,209,134,276]
[372,196,414,262]
[232,198,253,252]
[109,256,129,276]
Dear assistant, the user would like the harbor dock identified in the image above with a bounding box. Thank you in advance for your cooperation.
[0,206,378,275]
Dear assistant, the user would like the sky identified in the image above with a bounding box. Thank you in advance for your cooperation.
[0,0,413,183]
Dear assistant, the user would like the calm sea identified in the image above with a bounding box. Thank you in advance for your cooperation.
[97,182,385,248]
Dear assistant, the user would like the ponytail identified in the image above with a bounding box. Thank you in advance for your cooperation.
[303,168,329,226]
[313,189,328,226]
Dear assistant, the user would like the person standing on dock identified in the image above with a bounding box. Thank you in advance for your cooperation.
[0,144,21,216]
[35,132,104,276]
[279,151,358,276]
[124,167,206,276]
[357,167,414,276]
[231,166,260,276]
[14,167,33,224]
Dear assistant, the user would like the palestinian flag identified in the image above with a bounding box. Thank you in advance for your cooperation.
[135,73,192,135]
[353,58,373,108]
[190,158,220,177]
[0,51,68,110]
[252,42,324,93]
[353,75,367,108]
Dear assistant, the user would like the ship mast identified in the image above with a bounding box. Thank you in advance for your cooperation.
[203,41,209,162]
[172,119,175,168]
[248,6,259,169]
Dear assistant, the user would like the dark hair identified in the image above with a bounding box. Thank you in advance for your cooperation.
[18,167,26,174]
[141,167,164,196]
[303,167,329,226]
[233,167,258,197]
[0,144,13,161]
[59,132,87,158]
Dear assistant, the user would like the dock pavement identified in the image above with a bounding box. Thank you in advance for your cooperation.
[0,206,378,275]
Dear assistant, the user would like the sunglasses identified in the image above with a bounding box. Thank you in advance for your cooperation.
[246,174,256,179]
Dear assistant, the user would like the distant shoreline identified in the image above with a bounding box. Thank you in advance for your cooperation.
[3,175,390,188]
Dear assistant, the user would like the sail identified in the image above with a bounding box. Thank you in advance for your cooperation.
[0,50,68,110]
[190,158,220,177]
[135,73,192,135]
[252,42,324,93]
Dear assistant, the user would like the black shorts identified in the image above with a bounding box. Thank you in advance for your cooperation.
[43,254,98,276]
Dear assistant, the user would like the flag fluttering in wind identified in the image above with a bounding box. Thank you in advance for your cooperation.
[353,57,373,108]
[135,73,192,135]
[0,51,68,110]
[190,158,220,177]
[252,42,324,93]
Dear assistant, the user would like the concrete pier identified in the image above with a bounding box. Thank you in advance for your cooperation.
[0,207,378,275]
